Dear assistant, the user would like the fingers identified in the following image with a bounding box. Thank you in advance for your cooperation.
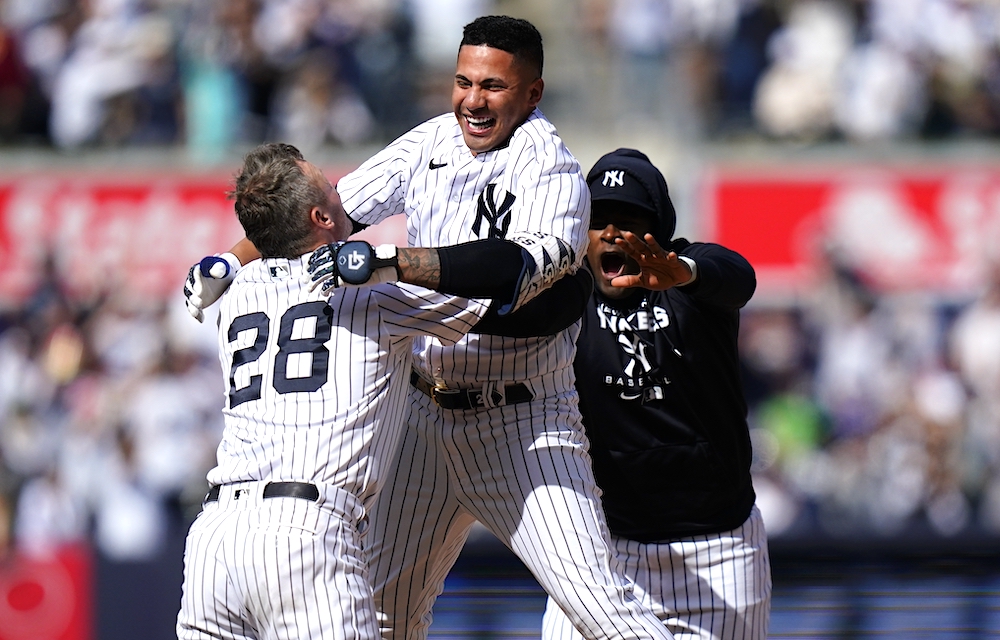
[183,265,204,322]
[184,256,236,323]
[609,274,643,289]
[307,243,336,269]
[306,265,339,293]
[616,232,669,262]
[199,255,232,279]
[304,243,345,294]
[185,298,205,323]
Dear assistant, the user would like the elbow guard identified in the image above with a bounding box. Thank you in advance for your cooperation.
[497,231,576,316]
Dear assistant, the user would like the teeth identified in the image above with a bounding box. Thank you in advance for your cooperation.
[467,116,494,129]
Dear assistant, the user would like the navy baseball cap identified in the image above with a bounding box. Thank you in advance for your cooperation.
[586,148,677,240]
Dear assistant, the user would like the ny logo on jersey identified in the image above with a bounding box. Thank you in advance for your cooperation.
[472,183,516,239]
[602,170,625,188]
[618,332,652,378]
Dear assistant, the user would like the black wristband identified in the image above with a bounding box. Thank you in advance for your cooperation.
[337,241,397,284]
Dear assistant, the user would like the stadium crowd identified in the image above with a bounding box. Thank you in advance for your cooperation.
[3,1,1000,637]
[0,0,998,572]
[2,234,1000,565]
[2,0,1000,150]
[1,0,1000,594]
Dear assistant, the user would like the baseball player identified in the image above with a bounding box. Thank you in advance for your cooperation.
[309,15,678,640]
[176,142,497,640]
[541,149,771,640]
[184,16,676,640]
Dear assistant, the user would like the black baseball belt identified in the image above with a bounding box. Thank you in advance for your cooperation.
[409,370,534,410]
[204,481,319,504]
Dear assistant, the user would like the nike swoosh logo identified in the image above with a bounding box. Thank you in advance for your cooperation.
[429,160,447,170]
[619,392,642,401]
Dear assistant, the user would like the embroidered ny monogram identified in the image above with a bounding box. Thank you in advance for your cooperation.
[602,170,625,188]
[472,183,516,239]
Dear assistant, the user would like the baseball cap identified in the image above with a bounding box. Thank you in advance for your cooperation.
[586,148,677,240]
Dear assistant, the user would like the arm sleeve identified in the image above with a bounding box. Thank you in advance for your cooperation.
[672,239,756,310]
[436,239,525,298]
[435,239,593,336]
[373,282,490,346]
[472,268,593,337]
[337,119,439,226]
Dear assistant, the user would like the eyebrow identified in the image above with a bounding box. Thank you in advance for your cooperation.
[455,73,507,86]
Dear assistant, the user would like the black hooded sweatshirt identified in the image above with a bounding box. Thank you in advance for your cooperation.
[575,238,758,541]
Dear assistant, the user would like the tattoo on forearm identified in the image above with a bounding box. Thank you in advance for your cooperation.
[398,249,441,288]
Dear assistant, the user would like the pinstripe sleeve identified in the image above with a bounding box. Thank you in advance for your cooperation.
[371,281,489,346]
[512,113,591,265]
[337,117,440,226]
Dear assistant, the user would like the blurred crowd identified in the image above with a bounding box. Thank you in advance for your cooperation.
[742,253,1000,539]
[0,0,468,153]
[3,0,1000,152]
[0,256,224,562]
[2,0,1000,555]
[581,0,1000,142]
[1,245,1000,562]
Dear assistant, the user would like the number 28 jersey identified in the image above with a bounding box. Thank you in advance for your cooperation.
[206,254,487,509]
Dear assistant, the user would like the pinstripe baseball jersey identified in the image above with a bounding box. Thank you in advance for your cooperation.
[179,253,487,640]
[208,254,488,509]
[337,109,590,386]
[338,109,678,640]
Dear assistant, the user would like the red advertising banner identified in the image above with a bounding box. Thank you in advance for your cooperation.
[702,164,1000,299]
[0,544,92,640]
[0,168,405,306]
[0,173,242,304]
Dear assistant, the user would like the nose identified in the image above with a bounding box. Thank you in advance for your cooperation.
[464,86,485,109]
[599,223,622,242]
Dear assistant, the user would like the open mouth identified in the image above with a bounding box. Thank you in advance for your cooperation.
[465,115,495,133]
[600,252,626,279]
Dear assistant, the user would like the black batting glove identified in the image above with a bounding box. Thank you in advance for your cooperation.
[306,241,399,295]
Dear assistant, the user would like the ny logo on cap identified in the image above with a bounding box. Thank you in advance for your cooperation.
[602,170,625,188]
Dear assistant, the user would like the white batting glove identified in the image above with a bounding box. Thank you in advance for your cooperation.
[183,252,241,322]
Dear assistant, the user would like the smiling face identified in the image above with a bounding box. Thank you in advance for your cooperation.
[452,45,544,155]
[587,202,658,300]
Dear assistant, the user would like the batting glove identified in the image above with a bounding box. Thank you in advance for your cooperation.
[306,241,399,295]
[183,252,241,322]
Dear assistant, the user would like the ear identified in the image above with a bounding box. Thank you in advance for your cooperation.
[311,206,335,231]
[527,77,544,108]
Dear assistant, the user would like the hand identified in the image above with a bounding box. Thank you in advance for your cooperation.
[612,232,693,291]
[183,252,241,322]
[306,241,399,295]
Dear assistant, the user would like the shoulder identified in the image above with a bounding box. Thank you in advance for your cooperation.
[231,259,269,284]
[676,239,747,263]
[508,111,583,175]
[422,113,461,135]
[386,114,460,153]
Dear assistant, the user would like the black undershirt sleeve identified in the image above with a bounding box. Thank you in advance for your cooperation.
[348,215,369,236]
[472,268,593,337]
[435,238,593,337]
